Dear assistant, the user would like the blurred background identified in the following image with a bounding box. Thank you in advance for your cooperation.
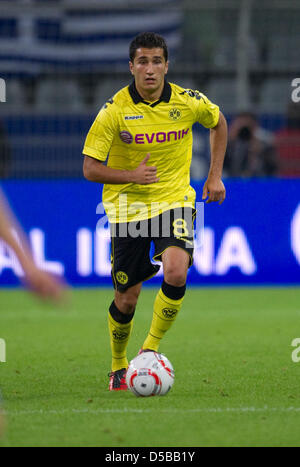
[0,0,300,286]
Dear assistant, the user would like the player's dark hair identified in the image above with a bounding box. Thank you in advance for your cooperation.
[129,32,168,62]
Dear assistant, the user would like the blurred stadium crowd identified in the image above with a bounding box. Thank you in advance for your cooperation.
[0,0,299,179]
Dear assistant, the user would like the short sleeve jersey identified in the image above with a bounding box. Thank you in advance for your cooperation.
[83,81,219,223]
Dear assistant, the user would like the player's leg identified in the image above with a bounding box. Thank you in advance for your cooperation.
[142,246,189,352]
[108,220,160,390]
[108,282,142,375]
[141,207,194,352]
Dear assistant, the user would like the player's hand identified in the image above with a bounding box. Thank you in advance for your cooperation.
[202,176,226,205]
[23,264,66,302]
[131,153,159,185]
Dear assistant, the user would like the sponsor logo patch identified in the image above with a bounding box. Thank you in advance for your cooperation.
[119,131,133,144]
[134,128,189,144]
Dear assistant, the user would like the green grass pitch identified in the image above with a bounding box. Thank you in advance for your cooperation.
[0,287,300,447]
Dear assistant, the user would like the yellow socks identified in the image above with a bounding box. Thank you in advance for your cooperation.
[142,281,186,352]
[108,282,186,370]
[108,302,134,372]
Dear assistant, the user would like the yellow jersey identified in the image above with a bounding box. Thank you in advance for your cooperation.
[83,81,219,223]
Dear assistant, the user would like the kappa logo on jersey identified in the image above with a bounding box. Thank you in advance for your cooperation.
[102,97,114,109]
[116,271,128,284]
[119,131,133,144]
[124,115,144,120]
[169,108,181,121]
[180,89,202,101]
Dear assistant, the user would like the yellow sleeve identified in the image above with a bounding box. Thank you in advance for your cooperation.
[195,92,219,129]
[82,100,118,162]
[184,89,219,129]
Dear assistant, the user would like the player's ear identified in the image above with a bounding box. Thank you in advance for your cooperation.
[129,61,134,75]
[164,61,169,75]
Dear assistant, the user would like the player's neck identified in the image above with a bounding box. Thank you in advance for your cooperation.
[135,82,164,103]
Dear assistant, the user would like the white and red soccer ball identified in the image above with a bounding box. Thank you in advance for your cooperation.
[126,351,174,397]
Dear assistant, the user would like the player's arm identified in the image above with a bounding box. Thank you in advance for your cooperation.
[202,111,228,204]
[83,153,159,185]
[0,192,64,301]
[0,196,36,274]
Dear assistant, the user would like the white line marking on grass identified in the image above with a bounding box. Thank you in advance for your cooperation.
[4,406,300,416]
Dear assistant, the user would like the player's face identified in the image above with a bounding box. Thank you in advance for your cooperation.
[129,47,169,100]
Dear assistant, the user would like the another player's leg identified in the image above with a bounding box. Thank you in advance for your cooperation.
[142,247,189,352]
[108,283,142,390]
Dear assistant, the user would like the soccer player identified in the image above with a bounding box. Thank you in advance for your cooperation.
[82,32,227,390]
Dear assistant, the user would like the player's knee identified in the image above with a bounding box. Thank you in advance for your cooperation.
[164,267,187,287]
[115,291,139,314]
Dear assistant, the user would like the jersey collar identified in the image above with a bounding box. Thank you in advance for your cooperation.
[128,80,172,107]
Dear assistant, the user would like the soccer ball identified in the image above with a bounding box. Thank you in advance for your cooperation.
[126,351,174,397]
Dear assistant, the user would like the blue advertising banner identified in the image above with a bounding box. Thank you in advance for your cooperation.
[0,179,300,286]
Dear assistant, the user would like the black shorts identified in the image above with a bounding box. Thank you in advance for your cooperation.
[110,207,196,292]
